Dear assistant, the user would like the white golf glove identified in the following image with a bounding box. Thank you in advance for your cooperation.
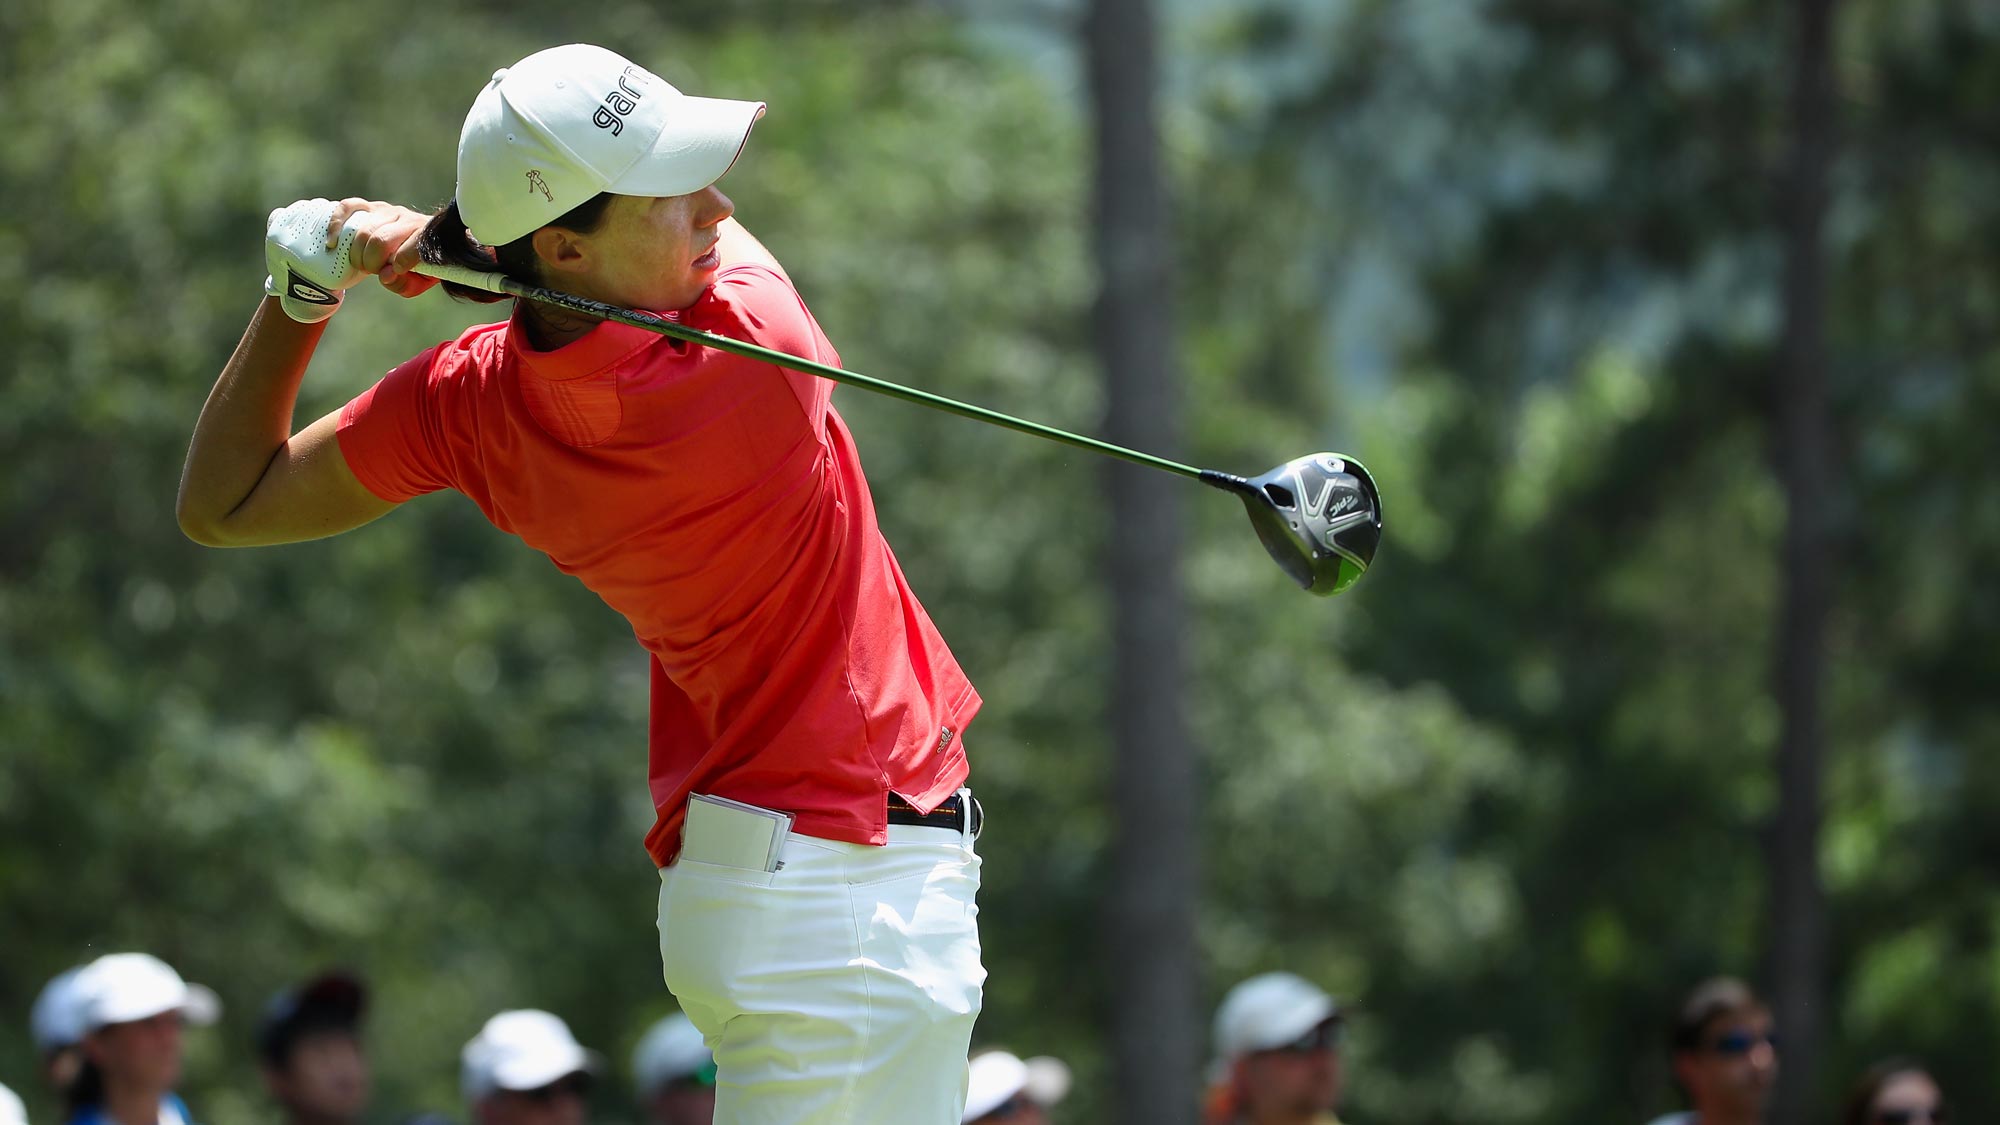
[264,198,369,323]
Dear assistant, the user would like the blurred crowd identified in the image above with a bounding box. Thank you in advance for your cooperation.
[4,954,1949,1125]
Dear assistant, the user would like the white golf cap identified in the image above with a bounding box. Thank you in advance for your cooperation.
[0,1081,26,1125]
[456,43,766,246]
[631,1013,712,1098]
[962,1051,1071,1123]
[32,966,88,1052]
[461,1010,600,1101]
[1212,972,1339,1061]
[72,953,221,1034]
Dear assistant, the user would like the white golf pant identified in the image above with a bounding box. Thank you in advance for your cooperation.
[657,813,985,1125]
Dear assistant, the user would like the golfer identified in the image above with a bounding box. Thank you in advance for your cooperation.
[178,42,985,1124]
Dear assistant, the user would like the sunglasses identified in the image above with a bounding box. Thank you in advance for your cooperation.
[1874,1107,1948,1125]
[517,1075,592,1103]
[1705,1030,1778,1057]
[1260,1018,1345,1056]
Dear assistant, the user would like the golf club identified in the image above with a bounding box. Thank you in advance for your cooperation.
[407,260,1383,595]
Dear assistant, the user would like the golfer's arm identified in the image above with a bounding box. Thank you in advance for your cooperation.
[177,298,397,547]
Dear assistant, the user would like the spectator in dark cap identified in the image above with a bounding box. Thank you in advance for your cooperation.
[1645,976,1776,1125]
[257,972,370,1125]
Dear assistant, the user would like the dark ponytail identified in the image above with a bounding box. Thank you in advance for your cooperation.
[417,194,617,305]
[65,1057,104,1116]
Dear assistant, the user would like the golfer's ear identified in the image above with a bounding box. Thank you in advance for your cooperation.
[532,226,590,275]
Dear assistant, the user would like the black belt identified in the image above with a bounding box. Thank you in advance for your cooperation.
[887,791,982,838]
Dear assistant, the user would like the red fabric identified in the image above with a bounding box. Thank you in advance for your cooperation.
[337,263,978,866]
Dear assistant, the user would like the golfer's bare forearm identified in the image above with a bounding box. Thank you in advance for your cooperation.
[177,299,325,543]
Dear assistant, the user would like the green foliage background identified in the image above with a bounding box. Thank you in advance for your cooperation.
[2,1,1996,1123]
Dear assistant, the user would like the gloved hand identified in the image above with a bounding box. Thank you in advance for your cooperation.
[263,198,369,323]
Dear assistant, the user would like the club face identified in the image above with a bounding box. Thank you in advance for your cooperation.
[1232,453,1382,595]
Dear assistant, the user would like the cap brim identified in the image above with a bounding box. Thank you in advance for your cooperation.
[182,984,222,1026]
[1022,1057,1072,1107]
[609,96,765,198]
[492,1047,601,1093]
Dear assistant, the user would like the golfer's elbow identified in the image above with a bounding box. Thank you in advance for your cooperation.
[176,502,230,548]
[175,484,244,548]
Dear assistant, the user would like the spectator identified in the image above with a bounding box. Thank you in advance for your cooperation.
[630,1014,713,1125]
[1204,972,1345,1125]
[1839,1060,1946,1125]
[461,1011,598,1125]
[66,953,220,1125]
[962,1050,1070,1125]
[257,971,370,1125]
[1,1082,27,1125]
[1646,977,1777,1125]
[31,967,88,1096]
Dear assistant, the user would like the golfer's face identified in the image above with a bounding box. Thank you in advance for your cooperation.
[573,188,734,313]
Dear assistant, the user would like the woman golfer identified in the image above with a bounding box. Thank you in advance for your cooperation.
[179,43,984,1124]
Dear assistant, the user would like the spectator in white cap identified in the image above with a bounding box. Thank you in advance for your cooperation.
[630,1014,713,1125]
[1,1082,28,1125]
[961,1050,1070,1125]
[1203,972,1345,1125]
[32,967,89,1096]
[65,952,220,1125]
[462,1010,599,1125]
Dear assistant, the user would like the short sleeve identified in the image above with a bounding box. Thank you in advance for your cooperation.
[336,343,455,503]
[702,263,839,422]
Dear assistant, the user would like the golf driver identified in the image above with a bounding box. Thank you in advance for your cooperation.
[408,260,1383,595]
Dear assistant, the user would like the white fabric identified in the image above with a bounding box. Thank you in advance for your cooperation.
[32,966,87,1051]
[0,1081,26,1125]
[963,1052,1071,1122]
[461,1010,598,1100]
[72,953,220,1032]
[632,1012,710,1098]
[1643,1114,1694,1125]
[456,44,765,245]
[1213,972,1338,1060]
[658,816,985,1125]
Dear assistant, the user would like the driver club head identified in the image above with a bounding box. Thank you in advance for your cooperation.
[1205,453,1382,595]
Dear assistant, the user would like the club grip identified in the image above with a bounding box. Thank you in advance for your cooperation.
[409,261,512,294]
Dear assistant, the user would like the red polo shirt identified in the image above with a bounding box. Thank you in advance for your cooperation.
[336,260,978,866]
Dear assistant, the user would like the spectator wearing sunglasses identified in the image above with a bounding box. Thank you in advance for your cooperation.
[1645,977,1777,1125]
[1839,1060,1947,1125]
[962,1050,1071,1125]
[1203,972,1345,1125]
[630,1014,714,1125]
[461,1011,600,1125]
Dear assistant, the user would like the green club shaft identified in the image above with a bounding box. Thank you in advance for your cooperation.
[412,261,1207,480]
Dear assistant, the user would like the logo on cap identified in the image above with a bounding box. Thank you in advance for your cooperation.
[526,170,553,201]
[592,65,650,136]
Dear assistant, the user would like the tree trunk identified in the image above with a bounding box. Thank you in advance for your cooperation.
[1086,1,1199,1124]
[1769,0,1837,1121]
